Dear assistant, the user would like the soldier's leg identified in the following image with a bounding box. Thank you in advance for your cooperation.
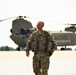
[41,57,50,75]
[33,56,42,75]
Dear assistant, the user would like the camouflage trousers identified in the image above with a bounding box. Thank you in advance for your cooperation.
[33,54,50,75]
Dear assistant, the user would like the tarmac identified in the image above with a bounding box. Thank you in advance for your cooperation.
[0,51,76,75]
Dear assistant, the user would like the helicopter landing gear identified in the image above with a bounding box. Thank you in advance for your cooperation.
[16,47,20,51]
[16,46,25,51]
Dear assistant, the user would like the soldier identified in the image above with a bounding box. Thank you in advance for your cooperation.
[25,21,57,75]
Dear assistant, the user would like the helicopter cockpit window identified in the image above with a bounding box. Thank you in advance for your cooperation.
[20,28,30,35]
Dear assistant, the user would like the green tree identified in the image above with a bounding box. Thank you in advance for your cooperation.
[0,46,15,51]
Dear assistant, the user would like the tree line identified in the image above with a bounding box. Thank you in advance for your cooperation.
[0,46,16,51]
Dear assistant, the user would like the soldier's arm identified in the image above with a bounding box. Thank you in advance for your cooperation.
[49,33,57,56]
[26,33,35,57]
[26,32,35,52]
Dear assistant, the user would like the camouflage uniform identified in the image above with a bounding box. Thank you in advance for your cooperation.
[26,30,57,75]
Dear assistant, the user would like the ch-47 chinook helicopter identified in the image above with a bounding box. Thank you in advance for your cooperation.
[0,16,76,50]
[51,23,76,50]
[10,16,37,50]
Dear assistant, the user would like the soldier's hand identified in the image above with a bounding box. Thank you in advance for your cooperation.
[51,49,55,54]
[26,52,29,57]
[49,49,55,57]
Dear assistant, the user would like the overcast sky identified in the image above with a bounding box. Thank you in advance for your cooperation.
[0,0,76,48]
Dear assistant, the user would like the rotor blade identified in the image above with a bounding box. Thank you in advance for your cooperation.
[64,23,76,26]
[25,16,65,25]
[0,16,18,22]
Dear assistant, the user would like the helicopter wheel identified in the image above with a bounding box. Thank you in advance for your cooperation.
[16,47,21,51]
[60,48,65,50]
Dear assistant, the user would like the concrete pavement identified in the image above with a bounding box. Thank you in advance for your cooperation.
[0,51,76,75]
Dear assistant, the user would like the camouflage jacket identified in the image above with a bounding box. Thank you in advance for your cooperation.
[26,30,57,54]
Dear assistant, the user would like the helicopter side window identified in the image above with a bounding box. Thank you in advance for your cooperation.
[20,28,30,35]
